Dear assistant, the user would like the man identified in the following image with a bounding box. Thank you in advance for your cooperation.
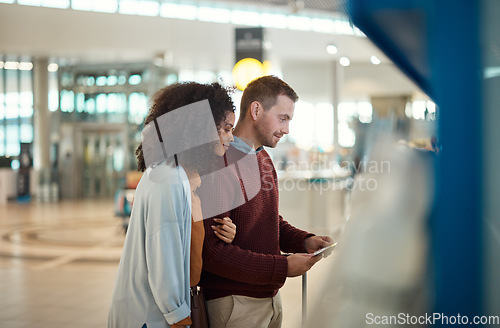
[199,75,333,328]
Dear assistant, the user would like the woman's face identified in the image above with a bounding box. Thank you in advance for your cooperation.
[214,112,235,157]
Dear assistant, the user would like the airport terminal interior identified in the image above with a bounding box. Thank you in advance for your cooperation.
[1,0,500,327]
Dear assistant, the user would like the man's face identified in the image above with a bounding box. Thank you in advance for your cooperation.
[255,95,294,148]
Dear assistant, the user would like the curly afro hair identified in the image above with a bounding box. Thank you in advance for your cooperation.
[135,82,235,172]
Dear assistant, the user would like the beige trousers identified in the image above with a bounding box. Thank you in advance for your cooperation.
[205,292,282,328]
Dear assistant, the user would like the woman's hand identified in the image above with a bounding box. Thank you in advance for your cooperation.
[212,217,236,243]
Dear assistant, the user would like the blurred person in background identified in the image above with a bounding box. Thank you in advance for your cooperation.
[199,75,334,328]
[108,82,237,328]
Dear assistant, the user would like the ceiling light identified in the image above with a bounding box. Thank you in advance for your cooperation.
[19,62,33,70]
[231,10,260,26]
[198,7,230,23]
[313,18,335,33]
[370,55,381,65]
[326,44,338,55]
[4,61,19,70]
[261,13,287,29]
[288,16,311,31]
[160,3,197,20]
[339,57,350,67]
[48,63,59,72]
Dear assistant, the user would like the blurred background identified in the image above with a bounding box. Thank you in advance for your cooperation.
[0,0,498,327]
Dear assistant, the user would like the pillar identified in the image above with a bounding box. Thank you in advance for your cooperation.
[33,58,51,199]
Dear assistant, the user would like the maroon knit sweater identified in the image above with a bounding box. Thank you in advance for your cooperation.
[199,145,314,300]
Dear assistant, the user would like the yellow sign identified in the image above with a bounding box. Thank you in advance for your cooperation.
[232,58,266,91]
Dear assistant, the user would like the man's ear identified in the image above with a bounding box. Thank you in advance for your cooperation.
[250,101,260,121]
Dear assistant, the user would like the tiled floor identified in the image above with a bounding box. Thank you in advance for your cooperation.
[0,200,123,328]
[0,199,339,328]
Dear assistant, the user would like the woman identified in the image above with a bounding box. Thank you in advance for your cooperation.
[109,82,236,328]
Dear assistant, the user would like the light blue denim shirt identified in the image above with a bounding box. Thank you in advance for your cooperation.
[109,164,192,328]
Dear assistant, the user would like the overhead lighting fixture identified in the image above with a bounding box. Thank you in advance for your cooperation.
[326,44,338,55]
[313,18,335,33]
[19,62,33,70]
[48,63,59,72]
[3,61,33,70]
[160,3,197,20]
[370,55,381,65]
[198,7,230,23]
[339,57,350,67]
[231,10,260,26]
[4,61,19,70]
[288,15,312,31]
[261,13,287,29]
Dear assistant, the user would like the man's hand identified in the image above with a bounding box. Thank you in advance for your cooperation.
[286,253,322,277]
[212,217,236,243]
[305,236,334,257]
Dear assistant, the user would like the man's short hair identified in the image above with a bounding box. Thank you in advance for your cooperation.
[240,75,298,119]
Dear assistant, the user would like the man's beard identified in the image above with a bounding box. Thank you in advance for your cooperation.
[255,121,279,148]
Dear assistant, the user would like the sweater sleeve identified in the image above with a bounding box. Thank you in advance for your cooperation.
[278,215,316,254]
[200,153,289,285]
[202,218,289,285]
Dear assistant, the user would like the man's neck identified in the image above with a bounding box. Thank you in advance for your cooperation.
[233,121,261,150]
